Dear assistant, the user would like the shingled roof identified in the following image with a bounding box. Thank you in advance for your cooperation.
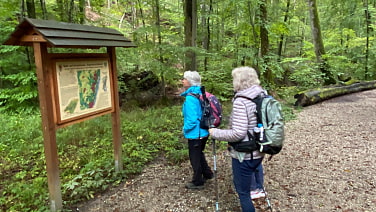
[3,18,136,48]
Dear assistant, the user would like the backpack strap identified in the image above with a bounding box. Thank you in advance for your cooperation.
[232,95,259,149]
[188,92,200,99]
[235,95,264,125]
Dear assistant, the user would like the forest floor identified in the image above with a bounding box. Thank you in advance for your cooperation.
[72,89,376,212]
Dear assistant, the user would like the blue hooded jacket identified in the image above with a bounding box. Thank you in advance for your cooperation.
[180,86,209,139]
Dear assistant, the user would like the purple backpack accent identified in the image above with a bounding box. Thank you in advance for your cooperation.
[203,92,222,128]
[189,86,222,129]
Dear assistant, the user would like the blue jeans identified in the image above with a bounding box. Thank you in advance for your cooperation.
[250,163,264,191]
[232,158,263,212]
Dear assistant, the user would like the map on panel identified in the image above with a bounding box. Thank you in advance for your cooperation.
[55,60,112,122]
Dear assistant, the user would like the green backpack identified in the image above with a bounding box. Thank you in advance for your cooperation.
[240,95,285,155]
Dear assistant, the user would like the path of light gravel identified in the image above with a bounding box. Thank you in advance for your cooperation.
[73,89,376,212]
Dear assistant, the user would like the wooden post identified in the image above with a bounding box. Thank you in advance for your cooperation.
[33,42,62,211]
[107,47,123,172]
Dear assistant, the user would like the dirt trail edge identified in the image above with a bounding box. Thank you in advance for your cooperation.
[73,89,376,212]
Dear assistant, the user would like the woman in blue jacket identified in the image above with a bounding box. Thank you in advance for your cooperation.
[180,71,213,189]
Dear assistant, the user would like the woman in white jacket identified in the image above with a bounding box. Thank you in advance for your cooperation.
[209,66,265,212]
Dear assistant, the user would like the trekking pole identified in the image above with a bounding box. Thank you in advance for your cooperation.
[263,185,273,212]
[212,138,220,212]
[263,160,273,212]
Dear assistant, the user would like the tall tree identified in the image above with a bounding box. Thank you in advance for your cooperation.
[56,0,67,22]
[259,0,272,84]
[155,0,166,96]
[26,0,36,18]
[277,0,290,60]
[364,0,371,79]
[68,0,74,22]
[201,0,212,71]
[39,0,48,19]
[78,0,85,24]
[307,0,336,85]
[184,0,197,71]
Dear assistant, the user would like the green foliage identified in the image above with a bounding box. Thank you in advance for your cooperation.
[282,57,324,89]
[0,69,39,113]
[1,15,39,113]
[200,61,234,101]
[0,105,187,210]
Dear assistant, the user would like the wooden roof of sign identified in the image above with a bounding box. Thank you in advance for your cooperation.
[3,18,136,49]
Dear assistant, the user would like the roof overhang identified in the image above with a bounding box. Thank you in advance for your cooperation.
[3,18,136,49]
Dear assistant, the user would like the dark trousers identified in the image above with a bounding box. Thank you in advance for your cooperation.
[188,137,213,186]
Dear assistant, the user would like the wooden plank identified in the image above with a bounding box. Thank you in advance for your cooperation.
[26,18,122,35]
[33,42,62,211]
[37,29,131,41]
[20,35,46,42]
[108,47,123,172]
[48,38,136,48]
[48,53,108,59]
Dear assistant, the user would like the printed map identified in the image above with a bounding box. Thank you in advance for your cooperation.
[56,60,112,123]
[77,69,101,109]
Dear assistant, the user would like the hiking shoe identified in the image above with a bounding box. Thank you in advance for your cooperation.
[185,182,204,190]
[251,189,266,200]
[204,174,214,182]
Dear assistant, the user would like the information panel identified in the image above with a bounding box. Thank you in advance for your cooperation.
[54,59,113,124]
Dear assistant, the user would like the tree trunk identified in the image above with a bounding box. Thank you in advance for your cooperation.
[307,0,335,85]
[155,0,165,96]
[201,1,212,71]
[39,0,47,19]
[259,0,269,58]
[68,0,74,22]
[136,0,148,41]
[277,0,290,60]
[184,0,197,71]
[364,0,370,80]
[243,1,259,66]
[294,81,376,107]
[259,0,271,83]
[56,0,66,21]
[26,0,36,18]
[78,0,85,24]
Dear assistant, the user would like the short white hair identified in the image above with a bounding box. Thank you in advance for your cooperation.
[232,66,260,91]
[184,70,201,86]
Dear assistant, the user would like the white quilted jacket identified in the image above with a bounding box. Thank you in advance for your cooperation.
[211,85,265,161]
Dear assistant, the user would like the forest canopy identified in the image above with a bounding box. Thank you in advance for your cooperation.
[1,0,375,111]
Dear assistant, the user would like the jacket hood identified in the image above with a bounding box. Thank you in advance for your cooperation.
[180,86,202,97]
[234,85,264,99]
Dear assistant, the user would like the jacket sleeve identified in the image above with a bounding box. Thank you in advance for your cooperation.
[211,98,253,142]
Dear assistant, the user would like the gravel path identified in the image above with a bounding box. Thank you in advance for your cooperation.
[73,89,376,212]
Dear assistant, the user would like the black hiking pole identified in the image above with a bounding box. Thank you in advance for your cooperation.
[212,137,220,212]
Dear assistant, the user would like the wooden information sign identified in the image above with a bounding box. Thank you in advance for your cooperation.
[2,18,136,211]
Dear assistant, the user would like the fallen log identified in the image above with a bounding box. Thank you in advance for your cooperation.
[294,80,376,107]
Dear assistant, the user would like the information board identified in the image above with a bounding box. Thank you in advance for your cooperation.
[54,59,114,124]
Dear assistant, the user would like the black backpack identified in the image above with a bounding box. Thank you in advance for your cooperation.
[189,86,222,129]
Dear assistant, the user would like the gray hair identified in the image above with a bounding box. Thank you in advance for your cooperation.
[232,66,260,91]
[183,70,201,86]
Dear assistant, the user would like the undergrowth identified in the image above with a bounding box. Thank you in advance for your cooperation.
[0,99,295,211]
